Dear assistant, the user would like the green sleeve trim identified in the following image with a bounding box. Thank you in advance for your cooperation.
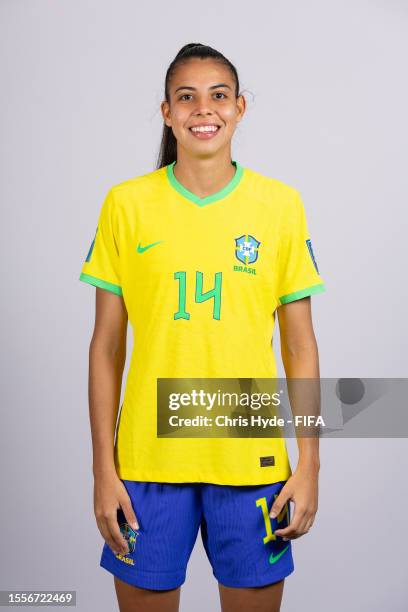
[79,272,123,296]
[279,282,326,305]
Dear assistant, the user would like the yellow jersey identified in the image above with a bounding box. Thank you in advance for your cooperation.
[79,160,326,485]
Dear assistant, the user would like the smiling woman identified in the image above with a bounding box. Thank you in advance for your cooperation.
[80,42,325,612]
[157,45,246,198]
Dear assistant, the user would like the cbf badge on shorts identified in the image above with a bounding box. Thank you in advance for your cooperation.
[119,522,140,554]
[235,234,261,265]
[114,521,140,566]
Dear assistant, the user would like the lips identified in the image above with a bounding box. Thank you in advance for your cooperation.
[188,125,221,139]
[188,123,221,132]
[189,126,221,140]
[188,123,221,129]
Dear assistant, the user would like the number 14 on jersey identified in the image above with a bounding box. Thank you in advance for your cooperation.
[174,271,222,321]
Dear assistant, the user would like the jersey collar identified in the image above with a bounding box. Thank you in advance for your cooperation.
[166,160,244,207]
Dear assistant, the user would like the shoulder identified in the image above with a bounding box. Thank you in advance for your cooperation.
[242,166,301,206]
[107,166,167,206]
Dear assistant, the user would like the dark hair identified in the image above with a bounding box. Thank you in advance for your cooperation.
[156,43,240,169]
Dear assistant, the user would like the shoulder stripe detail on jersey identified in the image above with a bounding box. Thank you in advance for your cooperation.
[279,283,326,305]
[79,273,123,296]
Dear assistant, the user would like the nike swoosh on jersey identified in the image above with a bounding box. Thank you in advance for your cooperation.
[137,240,163,253]
[268,544,290,565]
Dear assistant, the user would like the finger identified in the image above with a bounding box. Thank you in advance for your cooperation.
[121,497,139,531]
[297,510,316,535]
[274,519,298,539]
[97,516,126,555]
[106,512,130,554]
[304,515,315,532]
[275,502,306,539]
[294,514,312,537]
[274,501,301,534]
[280,513,315,540]
[269,489,291,519]
[274,526,294,540]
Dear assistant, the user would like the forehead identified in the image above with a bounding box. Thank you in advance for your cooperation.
[170,58,233,91]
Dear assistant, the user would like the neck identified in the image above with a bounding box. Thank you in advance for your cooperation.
[172,151,236,199]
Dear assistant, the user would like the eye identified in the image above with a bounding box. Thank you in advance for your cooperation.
[178,92,227,101]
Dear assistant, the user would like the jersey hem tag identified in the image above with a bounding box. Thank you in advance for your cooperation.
[260,456,275,467]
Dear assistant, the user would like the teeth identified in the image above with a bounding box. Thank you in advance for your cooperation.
[191,125,219,133]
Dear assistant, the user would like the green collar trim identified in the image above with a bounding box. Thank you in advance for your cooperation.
[166,160,244,206]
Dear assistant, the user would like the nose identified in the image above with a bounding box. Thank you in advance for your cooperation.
[193,108,215,118]
[192,97,216,116]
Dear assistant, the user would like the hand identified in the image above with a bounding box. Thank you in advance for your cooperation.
[269,464,319,541]
[94,472,139,555]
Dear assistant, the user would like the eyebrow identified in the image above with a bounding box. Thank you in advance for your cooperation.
[174,83,232,93]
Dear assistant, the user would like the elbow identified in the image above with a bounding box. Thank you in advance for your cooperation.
[89,334,126,361]
[280,336,318,361]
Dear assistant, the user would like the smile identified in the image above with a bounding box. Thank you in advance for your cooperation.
[189,125,221,139]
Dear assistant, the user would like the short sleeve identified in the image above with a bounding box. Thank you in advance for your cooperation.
[275,190,326,306]
[79,188,122,296]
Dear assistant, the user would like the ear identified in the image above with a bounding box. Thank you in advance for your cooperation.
[236,94,246,122]
[161,100,171,127]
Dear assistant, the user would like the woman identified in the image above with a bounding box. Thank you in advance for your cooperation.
[79,43,326,612]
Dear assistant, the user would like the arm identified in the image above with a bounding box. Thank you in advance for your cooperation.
[277,296,320,472]
[89,287,139,555]
[89,287,128,480]
[269,296,320,540]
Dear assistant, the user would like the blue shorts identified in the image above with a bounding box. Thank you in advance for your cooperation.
[100,479,294,590]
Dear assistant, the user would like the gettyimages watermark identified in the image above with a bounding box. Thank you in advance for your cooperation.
[156,378,408,438]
